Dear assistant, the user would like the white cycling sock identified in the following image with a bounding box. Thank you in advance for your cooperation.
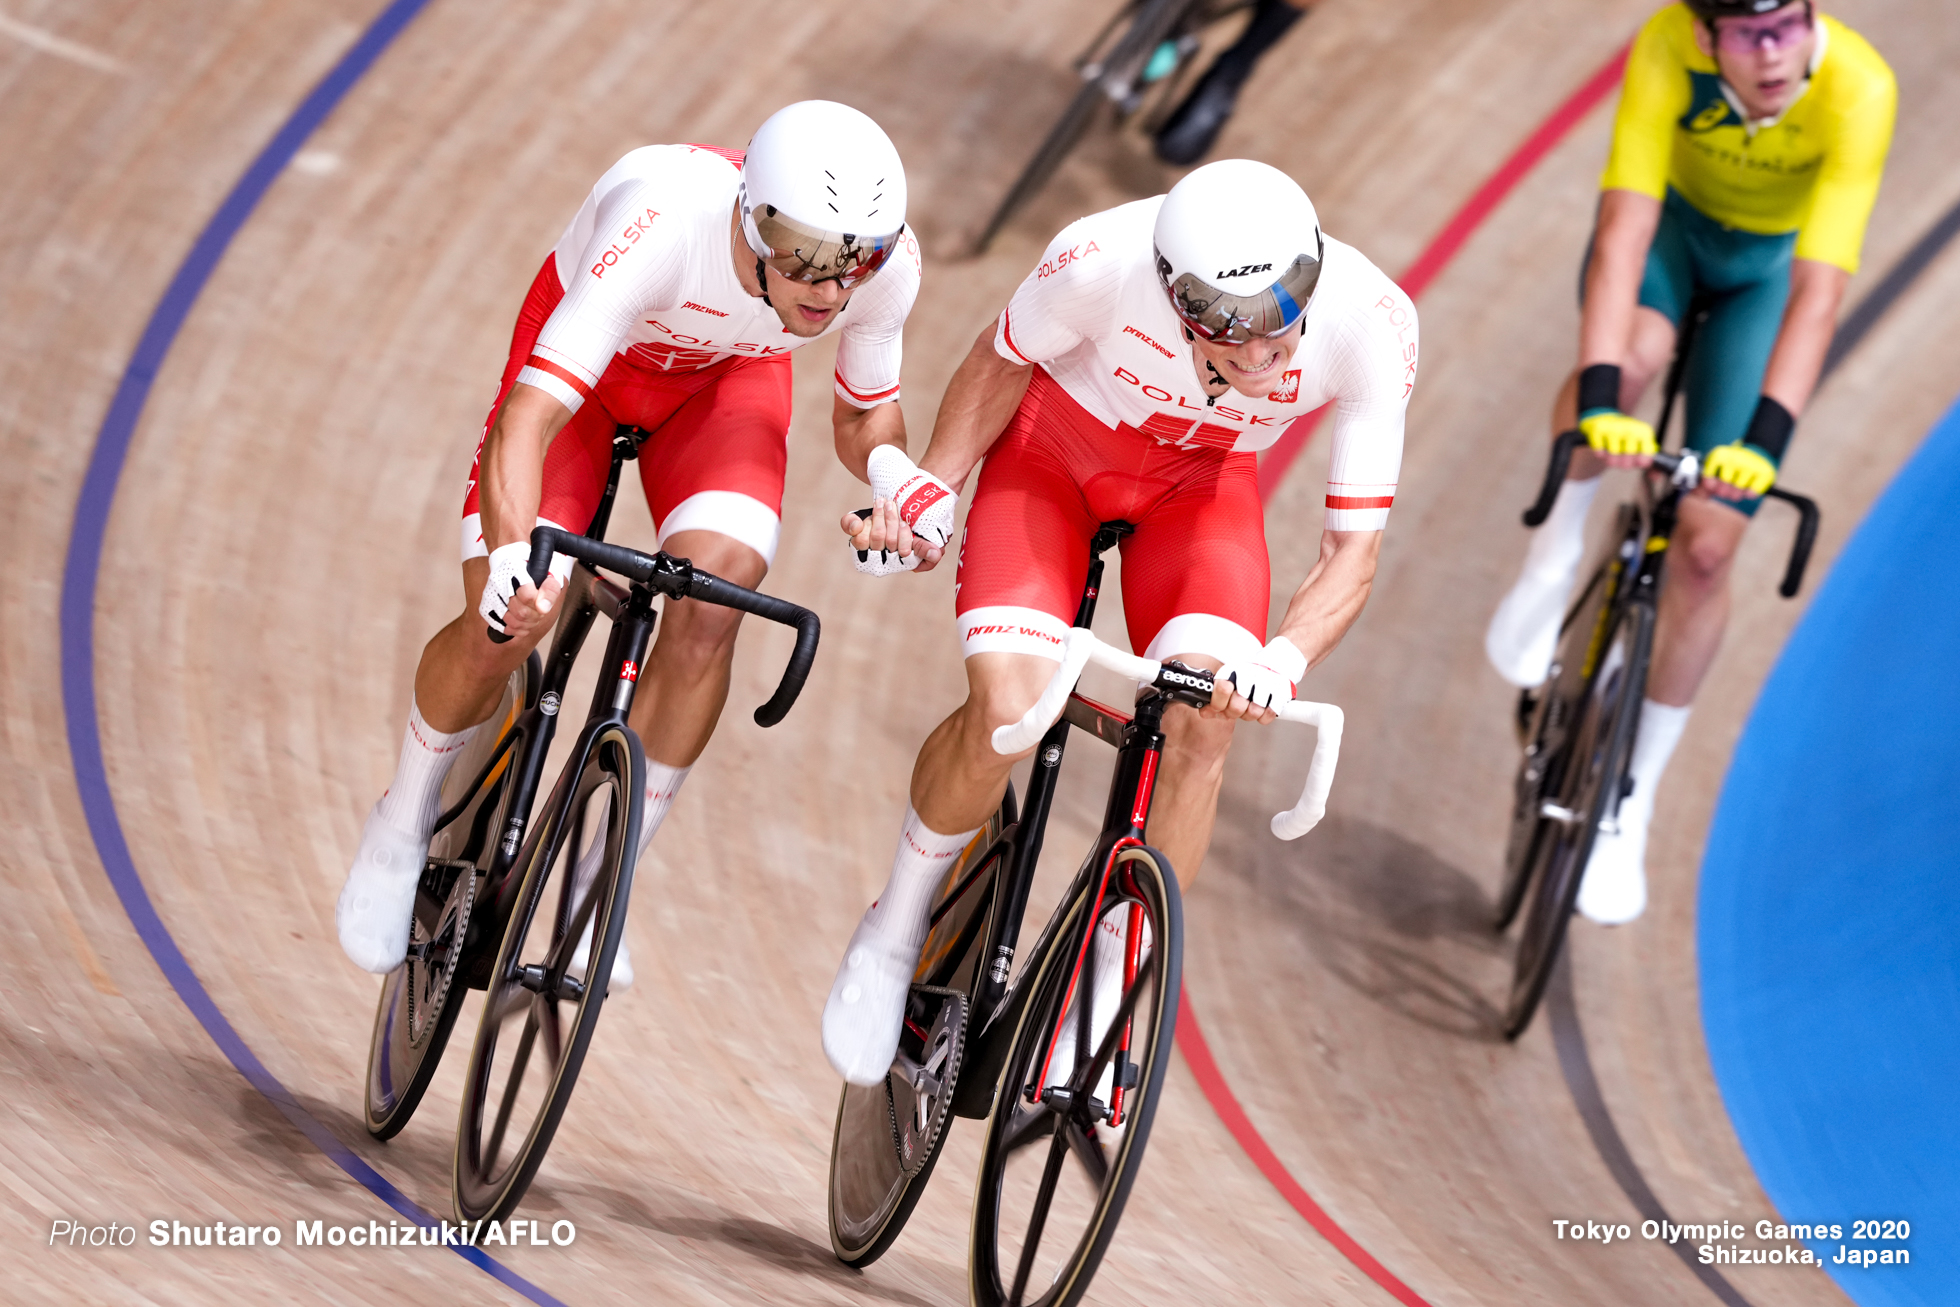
[1522,474,1601,582]
[865,806,979,950]
[1623,699,1691,821]
[373,700,478,840]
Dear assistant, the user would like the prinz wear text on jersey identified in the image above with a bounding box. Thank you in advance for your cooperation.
[513,143,921,414]
[994,195,1415,530]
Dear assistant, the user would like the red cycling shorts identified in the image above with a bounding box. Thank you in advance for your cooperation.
[955,367,1270,665]
[461,256,792,575]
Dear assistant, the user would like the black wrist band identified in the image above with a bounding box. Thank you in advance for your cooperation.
[1744,395,1796,461]
[1578,363,1621,415]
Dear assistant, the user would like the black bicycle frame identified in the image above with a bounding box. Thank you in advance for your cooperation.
[952,521,1206,1118]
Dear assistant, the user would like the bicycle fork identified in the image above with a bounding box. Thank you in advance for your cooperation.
[1030,690,1169,1127]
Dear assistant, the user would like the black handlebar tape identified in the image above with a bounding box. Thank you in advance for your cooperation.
[1522,429,1586,527]
[1766,487,1821,598]
[685,572,821,726]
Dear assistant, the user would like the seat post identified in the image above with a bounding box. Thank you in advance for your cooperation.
[583,425,651,541]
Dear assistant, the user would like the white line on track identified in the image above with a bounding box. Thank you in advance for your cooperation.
[0,12,123,72]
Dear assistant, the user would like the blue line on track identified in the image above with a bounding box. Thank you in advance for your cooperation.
[1700,392,1960,1307]
[57,3,567,1302]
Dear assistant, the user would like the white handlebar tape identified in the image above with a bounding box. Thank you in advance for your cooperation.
[1269,700,1344,840]
[990,628,1343,840]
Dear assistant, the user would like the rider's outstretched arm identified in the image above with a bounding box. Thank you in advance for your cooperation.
[838,324,1031,571]
[478,380,575,641]
[832,392,908,481]
[918,324,1034,493]
[1204,529,1379,723]
[1578,189,1662,373]
[1760,259,1849,418]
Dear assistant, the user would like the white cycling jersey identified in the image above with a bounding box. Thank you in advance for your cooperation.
[517,143,920,412]
[994,196,1416,529]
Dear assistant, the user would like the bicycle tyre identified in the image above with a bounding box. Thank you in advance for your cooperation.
[364,658,536,1139]
[452,721,644,1222]
[970,843,1183,1307]
[1503,601,1652,1039]
[1493,521,1631,931]
[828,800,1011,1266]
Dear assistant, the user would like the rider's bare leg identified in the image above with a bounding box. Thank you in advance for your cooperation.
[411,557,550,734]
[907,651,1058,834]
[1647,495,1746,706]
[624,529,766,767]
[1144,656,1233,891]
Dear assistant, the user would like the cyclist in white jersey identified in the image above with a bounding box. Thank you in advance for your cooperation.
[335,102,934,979]
[822,159,1417,1084]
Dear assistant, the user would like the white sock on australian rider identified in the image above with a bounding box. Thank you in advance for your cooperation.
[1486,474,1601,687]
[1579,697,1690,924]
[1619,697,1689,835]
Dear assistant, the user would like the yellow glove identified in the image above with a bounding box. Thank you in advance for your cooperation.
[1578,410,1657,457]
[1703,442,1777,496]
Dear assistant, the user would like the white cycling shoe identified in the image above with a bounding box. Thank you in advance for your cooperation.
[1577,803,1651,925]
[336,804,429,974]
[566,918,633,993]
[1485,568,1572,689]
[822,910,926,1087]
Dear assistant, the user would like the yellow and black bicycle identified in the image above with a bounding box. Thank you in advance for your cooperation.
[1496,302,1820,1038]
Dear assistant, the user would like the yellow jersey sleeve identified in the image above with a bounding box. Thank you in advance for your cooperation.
[1600,7,1695,200]
[1794,21,1896,273]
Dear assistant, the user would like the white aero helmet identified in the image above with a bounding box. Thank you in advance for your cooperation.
[739,100,907,290]
[1154,160,1323,344]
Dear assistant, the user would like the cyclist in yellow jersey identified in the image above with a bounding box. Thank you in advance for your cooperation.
[1485,0,1894,923]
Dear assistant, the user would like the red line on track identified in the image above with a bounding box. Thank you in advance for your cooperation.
[1255,44,1631,501]
[1182,41,1632,1305]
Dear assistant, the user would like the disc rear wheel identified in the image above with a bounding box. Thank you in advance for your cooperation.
[364,658,534,1138]
[828,800,1010,1266]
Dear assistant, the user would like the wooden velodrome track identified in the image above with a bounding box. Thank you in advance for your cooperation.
[6,0,1957,1302]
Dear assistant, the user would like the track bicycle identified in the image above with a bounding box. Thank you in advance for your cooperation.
[1494,305,1819,1038]
[359,424,820,1222]
[826,521,1343,1306]
[973,0,1258,254]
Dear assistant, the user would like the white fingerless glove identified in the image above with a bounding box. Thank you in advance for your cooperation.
[1219,637,1308,711]
[479,541,533,634]
[868,444,957,548]
[848,446,958,576]
[850,511,921,576]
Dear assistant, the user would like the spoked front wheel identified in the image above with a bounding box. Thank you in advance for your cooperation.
[1503,602,1651,1038]
[365,657,535,1138]
[453,722,643,1222]
[970,843,1183,1307]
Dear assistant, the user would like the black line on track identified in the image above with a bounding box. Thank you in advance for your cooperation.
[1547,954,1754,1307]
[1821,191,1960,380]
[1546,192,1960,1307]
